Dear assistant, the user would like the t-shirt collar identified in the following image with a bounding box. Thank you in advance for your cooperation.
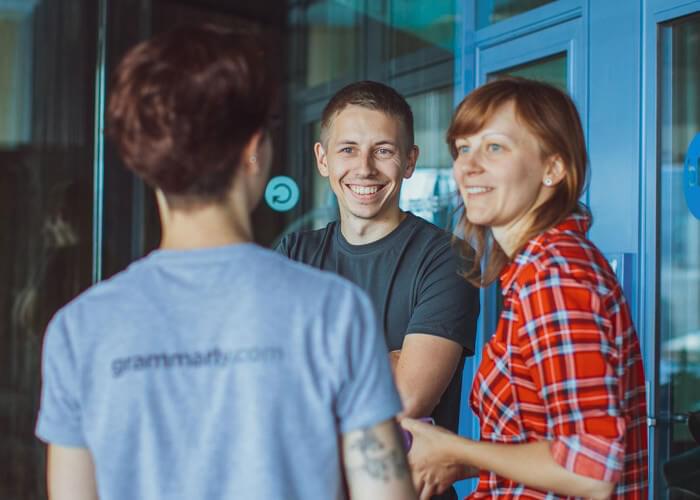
[499,213,590,295]
[336,211,417,255]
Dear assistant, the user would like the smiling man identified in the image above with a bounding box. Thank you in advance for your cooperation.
[277,81,480,500]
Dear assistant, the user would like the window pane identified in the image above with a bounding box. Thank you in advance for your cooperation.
[476,0,554,29]
[302,0,361,87]
[658,12,700,467]
[488,52,567,92]
[400,88,457,228]
[384,0,455,60]
[307,120,337,230]
[0,1,97,498]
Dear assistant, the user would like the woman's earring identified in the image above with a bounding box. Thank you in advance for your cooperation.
[250,155,257,163]
[543,177,553,186]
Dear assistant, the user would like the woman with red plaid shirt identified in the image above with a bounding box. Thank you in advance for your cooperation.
[402,78,648,500]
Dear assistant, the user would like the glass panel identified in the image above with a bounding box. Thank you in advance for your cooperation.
[303,0,361,87]
[658,11,700,467]
[400,88,457,228]
[476,0,555,29]
[488,52,567,92]
[383,0,455,60]
[304,120,337,231]
[0,1,97,498]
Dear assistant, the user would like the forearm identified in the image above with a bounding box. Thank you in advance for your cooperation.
[446,438,615,499]
[392,335,462,418]
[47,445,99,500]
[342,419,417,500]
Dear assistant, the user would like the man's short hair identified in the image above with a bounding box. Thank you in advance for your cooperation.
[107,24,278,202]
[319,81,414,150]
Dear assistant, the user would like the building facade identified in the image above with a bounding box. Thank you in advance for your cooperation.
[0,0,698,498]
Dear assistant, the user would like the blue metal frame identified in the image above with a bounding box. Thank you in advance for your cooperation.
[452,1,700,497]
[454,2,590,497]
[91,0,107,284]
[642,1,700,497]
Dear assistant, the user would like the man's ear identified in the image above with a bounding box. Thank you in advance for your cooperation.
[242,130,265,175]
[544,154,566,186]
[403,145,419,179]
[314,142,329,177]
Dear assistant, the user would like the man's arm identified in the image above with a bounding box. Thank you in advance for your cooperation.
[47,445,98,500]
[341,418,417,500]
[391,334,463,418]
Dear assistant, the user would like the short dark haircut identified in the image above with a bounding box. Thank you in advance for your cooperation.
[319,81,414,150]
[107,24,278,202]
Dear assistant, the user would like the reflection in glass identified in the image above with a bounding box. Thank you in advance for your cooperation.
[307,120,337,231]
[658,13,700,459]
[401,88,457,228]
[476,0,554,29]
[488,52,567,92]
[303,0,360,87]
[0,1,97,498]
[384,0,455,60]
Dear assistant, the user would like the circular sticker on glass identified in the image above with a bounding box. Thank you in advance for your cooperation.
[685,133,700,220]
[265,176,300,212]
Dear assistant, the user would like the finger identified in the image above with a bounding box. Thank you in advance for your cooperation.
[420,483,436,500]
[400,417,421,433]
[413,475,425,496]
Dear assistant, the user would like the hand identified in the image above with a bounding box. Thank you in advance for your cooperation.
[401,418,478,500]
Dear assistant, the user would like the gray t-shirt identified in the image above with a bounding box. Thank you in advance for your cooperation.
[36,243,401,500]
[277,212,479,435]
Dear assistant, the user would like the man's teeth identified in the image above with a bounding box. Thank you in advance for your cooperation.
[350,185,380,195]
[466,187,491,194]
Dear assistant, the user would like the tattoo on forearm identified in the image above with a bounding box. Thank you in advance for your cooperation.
[347,428,410,482]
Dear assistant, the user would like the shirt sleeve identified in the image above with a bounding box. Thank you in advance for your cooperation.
[405,242,479,354]
[515,267,625,482]
[334,286,403,433]
[35,309,87,447]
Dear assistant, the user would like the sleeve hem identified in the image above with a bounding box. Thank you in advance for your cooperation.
[550,435,623,482]
[404,328,473,352]
[340,404,402,435]
[35,418,87,448]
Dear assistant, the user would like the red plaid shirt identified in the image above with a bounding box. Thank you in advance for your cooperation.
[469,214,648,499]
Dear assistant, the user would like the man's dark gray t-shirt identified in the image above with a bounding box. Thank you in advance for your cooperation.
[277,211,479,436]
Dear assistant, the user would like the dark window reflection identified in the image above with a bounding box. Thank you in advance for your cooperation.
[0,1,97,498]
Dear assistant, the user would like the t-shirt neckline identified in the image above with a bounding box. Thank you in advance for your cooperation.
[335,212,417,255]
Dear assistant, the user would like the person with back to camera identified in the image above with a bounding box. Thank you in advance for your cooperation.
[401,77,648,499]
[35,24,417,500]
[276,82,480,499]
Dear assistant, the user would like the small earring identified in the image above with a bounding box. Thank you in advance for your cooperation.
[250,155,257,163]
[543,177,553,186]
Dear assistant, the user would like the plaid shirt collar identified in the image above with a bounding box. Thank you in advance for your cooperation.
[499,213,591,296]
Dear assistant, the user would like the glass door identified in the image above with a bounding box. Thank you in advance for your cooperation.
[0,1,98,498]
[656,11,700,499]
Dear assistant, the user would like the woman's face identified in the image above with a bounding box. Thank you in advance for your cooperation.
[452,101,556,253]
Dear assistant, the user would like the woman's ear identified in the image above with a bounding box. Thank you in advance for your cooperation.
[543,155,566,186]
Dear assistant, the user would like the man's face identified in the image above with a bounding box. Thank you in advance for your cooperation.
[315,105,418,224]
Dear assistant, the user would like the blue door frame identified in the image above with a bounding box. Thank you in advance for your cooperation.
[453,1,700,497]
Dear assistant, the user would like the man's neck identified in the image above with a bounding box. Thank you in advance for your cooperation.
[339,209,406,246]
[159,201,253,250]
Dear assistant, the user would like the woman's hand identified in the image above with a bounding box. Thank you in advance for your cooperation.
[400,418,478,500]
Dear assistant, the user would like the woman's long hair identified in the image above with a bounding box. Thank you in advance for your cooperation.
[448,78,590,287]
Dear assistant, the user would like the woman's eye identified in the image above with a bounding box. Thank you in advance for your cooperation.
[486,143,502,152]
[458,145,470,155]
